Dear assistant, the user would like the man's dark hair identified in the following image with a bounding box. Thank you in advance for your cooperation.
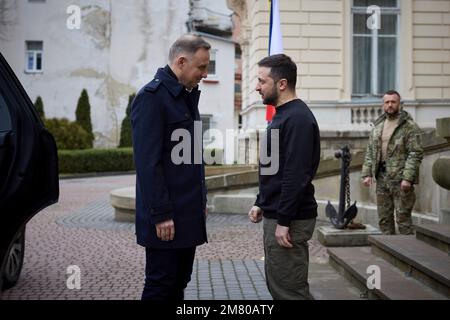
[169,35,211,62]
[257,54,297,90]
[384,90,401,100]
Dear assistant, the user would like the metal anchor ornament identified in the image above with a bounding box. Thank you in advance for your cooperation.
[325,145,359,229]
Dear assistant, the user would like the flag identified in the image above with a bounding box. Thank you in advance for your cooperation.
[269,0,283,55]
[266,0,283,122]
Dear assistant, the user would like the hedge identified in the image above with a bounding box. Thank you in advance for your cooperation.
[58,148,134,174]
[58,147,226,174]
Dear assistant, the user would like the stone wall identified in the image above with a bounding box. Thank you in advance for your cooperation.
[209,130,450,225]
[320,130,371,159]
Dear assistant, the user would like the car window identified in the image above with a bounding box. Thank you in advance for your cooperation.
[0,91,12,131]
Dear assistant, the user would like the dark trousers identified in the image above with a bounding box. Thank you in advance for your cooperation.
[141,246,196,300]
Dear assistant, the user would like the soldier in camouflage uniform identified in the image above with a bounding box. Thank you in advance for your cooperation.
[362,90,423,235]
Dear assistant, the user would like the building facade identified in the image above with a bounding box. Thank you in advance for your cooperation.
[0,0,237,154]
[227,0,450,160]
[195,32,237,164]
[1,0,191,146]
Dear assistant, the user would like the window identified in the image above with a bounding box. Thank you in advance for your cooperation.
[201,114,213,142]
[352,0,399,97]
[0,90,13,180]
[235,44,242,59]
[0,92,12,131]
[25,41,43,73]
[207,50,217,77]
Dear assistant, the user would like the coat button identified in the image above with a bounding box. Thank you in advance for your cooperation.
[185,113,189,117]
[155,79,159,82]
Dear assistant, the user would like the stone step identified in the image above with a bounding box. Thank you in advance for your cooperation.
[309,262,365,300]
[211,194,256,214]
[415,224,450,254]
[369,235,450,298]
[328,246,447,300]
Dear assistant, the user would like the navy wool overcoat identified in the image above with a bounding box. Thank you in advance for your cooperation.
[131,66,207,249]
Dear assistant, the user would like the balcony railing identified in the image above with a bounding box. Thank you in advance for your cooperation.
[351,105,383,124]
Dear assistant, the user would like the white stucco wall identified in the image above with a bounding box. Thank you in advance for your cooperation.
[0,0,190,147]
[197,34,236,164]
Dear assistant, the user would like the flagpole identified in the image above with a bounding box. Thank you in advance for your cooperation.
[266,0,283,122]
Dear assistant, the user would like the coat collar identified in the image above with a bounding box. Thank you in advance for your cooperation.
[154,65,200,98]
[154,66,184,97]
[373,109,411,127]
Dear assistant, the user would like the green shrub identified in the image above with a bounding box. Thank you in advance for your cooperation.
[119,93,135,148]
[58,148,134,174]
[75,89,94,147]
[44,118,91,150]
[34,96,45,119]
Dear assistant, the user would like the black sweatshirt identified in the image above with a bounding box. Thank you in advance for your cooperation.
[255,99,321,226]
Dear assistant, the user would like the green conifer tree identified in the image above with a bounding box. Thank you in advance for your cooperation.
[34,96,45,119]
[75,89,94,148]
[119,93,135,148]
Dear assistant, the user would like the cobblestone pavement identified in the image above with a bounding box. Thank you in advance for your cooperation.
[1,174,329,300]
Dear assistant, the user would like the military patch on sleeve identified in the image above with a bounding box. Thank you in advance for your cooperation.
[144,78,162,92]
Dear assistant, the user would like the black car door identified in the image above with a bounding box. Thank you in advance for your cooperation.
[0,52,59,289]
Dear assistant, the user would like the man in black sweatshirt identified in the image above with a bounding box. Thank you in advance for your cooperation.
[248,54,320,300]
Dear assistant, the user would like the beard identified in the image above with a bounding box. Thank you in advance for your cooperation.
[384,108,400,120]
[262,87,279,106]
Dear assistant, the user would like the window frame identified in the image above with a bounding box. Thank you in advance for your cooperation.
[200,114,213,143]
[351,0,400,98]
[25,41,43,74]
[207,49,218,78]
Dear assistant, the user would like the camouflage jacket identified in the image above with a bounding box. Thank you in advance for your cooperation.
[361,110,423,184]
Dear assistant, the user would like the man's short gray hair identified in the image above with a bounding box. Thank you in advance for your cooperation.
[169,35,211,62]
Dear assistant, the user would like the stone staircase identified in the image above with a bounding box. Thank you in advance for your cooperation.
[327,224,450,300]
[309,261,366,300]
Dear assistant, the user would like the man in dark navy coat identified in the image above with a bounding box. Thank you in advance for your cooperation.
[131,35,211,300]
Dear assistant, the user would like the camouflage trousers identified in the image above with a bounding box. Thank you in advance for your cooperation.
[376,174,415,235]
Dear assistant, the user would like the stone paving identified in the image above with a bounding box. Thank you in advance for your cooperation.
[1,174,330,300]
